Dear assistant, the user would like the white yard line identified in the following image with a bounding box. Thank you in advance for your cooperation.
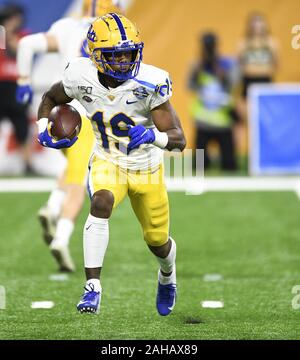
[201,300,224,309]
[0,178,56,192]
[0,177,300,193]
[49,274,69,282]
[167,177,300,194]
[203,274,223,282]
[31,301,54,309]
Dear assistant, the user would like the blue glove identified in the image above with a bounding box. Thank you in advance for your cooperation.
[38,127,78,149]
[16,84,33,105]
[127,125,155,152]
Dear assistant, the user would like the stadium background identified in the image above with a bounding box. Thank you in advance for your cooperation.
[1,0,300,171]
[0,0,300,340]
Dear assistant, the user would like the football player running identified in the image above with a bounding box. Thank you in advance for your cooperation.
[37,14,186,316]
[16,0,122,272]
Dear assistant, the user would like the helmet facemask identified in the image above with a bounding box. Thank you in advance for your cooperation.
[92,42,144,81]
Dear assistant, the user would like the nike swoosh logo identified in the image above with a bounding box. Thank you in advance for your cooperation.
[168,286,177,311]
[85,224,92,231]
[126,100,138,105]
[168,297,176,311]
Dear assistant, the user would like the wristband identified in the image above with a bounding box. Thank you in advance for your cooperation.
[36,118,48,133]
[153,128,169,149]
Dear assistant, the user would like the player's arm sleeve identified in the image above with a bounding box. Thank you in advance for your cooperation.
[61,62,78,100]
[147,72,173,110]
[17,19,70,80]
[47,18,70,54]
[17,33,48,79]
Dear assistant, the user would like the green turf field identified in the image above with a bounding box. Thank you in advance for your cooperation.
[0,191,300,339]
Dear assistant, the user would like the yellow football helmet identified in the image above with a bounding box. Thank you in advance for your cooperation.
[87,13,144,81]
[82,0,122,17]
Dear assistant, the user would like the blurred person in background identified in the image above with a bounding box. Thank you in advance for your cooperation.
[236,12,279,158]
[238,12,278,99]
[188,32,239,171]
[0,3,33,174]
[16,0,123,273]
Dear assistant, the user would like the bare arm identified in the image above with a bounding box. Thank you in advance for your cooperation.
[38,81,73,119]
[151,100,186,152]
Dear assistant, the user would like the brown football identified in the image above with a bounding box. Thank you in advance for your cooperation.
[49,104,82,140]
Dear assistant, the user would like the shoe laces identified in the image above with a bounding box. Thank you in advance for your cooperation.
[84,282,95,292]
[82,283,98,301]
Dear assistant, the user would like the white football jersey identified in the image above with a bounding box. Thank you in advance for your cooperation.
[62,57,172,170]
[48,17,93,69]
[48,17,94,114]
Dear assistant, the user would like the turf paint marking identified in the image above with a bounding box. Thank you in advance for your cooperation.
[203,274,223,282]
[1,177,300,195]
[201,300,224,309]
[31,301,54,309]
[0,286,5,309]
[49,274,69,281]
[291,285,300,310]
[294,186,300,200]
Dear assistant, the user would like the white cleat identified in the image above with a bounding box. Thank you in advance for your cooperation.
[49,241,76,273]
[38,206,57,245]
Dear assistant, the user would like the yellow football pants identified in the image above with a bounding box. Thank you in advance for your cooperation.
[87,156,169,247]
[63,115,94,185]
